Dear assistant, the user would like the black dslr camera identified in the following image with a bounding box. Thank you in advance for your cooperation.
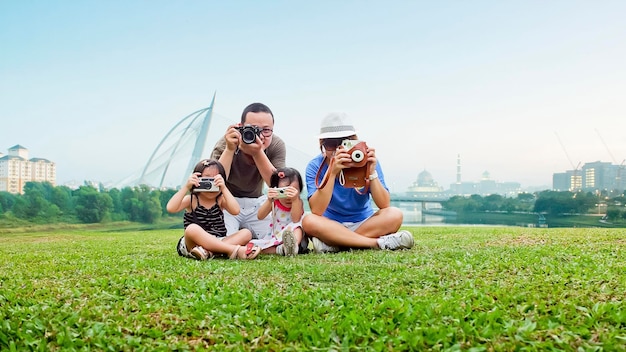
[193,177,220,192]
[237,125,262,144]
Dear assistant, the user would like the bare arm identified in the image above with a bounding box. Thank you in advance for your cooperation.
[166,190,192,213]
[239,136,285,186]
[166,173,198,213]
[257,196,273,220]
[214,175,240,215]
[365,148,390,208]
[369,177,390,208]
[309,157,343,215]
[252,151,278,186]
[290,196,305,222]
[213,125,241,178]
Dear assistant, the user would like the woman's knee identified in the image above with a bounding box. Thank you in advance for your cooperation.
[380,207,403,226]
[302,213,323,233]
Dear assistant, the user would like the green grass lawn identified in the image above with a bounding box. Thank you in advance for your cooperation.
[1,226,625,351]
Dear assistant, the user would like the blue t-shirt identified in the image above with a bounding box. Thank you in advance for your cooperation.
[305,154,388,223]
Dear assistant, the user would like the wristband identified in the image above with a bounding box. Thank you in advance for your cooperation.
[369,170,379,181]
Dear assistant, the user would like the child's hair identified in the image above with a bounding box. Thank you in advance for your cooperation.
[192,159,226,179]
[270,167,303,191]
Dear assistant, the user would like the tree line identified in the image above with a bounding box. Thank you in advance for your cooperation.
[442,190,626,221]
[0,182,179,224]
[2,181,626,224]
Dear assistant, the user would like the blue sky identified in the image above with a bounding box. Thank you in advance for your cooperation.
[2,1,625,192]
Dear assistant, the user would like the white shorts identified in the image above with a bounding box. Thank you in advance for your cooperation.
[341,218,369,232]
[223,196,272,239]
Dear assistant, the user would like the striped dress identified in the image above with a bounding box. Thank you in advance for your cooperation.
[183,203,227,237]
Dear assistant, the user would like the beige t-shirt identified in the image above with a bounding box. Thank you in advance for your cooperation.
[210,135,286,198]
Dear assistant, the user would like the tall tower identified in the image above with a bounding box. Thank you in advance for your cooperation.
[456,154,461,184]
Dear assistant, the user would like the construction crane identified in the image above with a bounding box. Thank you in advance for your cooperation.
[554,131,581,191]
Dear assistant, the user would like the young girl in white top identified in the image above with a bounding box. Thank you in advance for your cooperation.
[254,167,305,256]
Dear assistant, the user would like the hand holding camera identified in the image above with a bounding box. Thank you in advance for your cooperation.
[191,174,223,193]
[337,139,372,189]
[192,177,220,192]
[338,139,369,168]
[237,125,263,144]
[268,186,295,200]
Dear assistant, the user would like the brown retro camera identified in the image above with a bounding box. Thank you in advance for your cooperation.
[341,140,368,168]
[315,140,372,194]
[340,140,369,189]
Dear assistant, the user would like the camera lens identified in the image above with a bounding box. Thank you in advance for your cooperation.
[242,130,255,144]
[351,150,365,162]
[239,126,260,144]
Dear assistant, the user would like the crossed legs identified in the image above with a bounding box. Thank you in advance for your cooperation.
[302,207,403,249]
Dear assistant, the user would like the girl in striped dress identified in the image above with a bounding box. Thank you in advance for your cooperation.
[166,159,261,260]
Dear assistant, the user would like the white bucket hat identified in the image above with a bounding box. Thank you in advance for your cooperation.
[317,112,357,139]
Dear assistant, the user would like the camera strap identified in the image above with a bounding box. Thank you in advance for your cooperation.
[271,200,280,241]
[191,193,201,224]
[315,157,334,190]
[342,165,371,195]
[315,157,371,195]
[190,192,222,225]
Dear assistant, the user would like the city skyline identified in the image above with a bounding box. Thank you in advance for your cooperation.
[2,1,625,192]
[4,141,624,196]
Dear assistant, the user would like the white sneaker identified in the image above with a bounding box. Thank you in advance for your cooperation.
[281,230,298,256]
[311,237,340,254]
[190,246,211,260]
[377,230,414,250]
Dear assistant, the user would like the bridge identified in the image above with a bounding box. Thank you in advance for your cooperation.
[390,195,450,203]
[390,194,454,223]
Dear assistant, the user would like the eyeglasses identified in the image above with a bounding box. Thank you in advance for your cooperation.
[322,138,343,151]
[260,128,273,137]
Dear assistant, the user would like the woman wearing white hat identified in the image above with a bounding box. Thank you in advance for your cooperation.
[302,112,414,253]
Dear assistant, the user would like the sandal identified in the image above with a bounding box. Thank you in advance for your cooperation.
[229,242,261,260]
[190,246,214,260]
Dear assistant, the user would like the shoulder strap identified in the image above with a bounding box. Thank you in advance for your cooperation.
[191,193,200,223]
[315,157,334,189]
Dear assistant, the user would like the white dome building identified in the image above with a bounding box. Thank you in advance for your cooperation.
[407,169,444,197]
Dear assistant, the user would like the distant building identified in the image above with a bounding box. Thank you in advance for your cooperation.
[0,145,56,194]
[407,169,444,197]
[445,154,522,197]
[449,171,521,197]
[552,160,625,193]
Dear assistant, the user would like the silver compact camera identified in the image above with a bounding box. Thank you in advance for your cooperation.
[193,177,220,192]
[274,187,289,199]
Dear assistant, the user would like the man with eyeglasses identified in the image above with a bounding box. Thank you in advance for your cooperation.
[211,102,286,239]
